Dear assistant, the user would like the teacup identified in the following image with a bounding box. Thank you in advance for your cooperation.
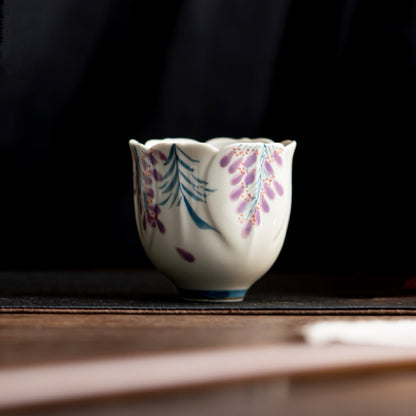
[129,137,296,301]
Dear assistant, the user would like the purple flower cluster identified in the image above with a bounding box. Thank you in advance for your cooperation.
[220,145,284,238]
[133,148,167,234]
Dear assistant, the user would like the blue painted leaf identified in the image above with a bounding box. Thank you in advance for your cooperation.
[162,158,177,180]
[181,184,205,203]
[164,145,176,165]
[161,170,179,194]
[191,173,208,185]
[178,173,206,197]
[169,184,181,208]
[194,188,207,199]
[159,194,171,206]
[179,171,200,188]
[159,181,168,190]
[178,158,194,172]
[177,146,199,163]
[183,197,218,232]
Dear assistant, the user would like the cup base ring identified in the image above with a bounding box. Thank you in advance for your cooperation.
[178,288,247,302]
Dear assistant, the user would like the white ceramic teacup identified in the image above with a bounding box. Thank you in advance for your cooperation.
[129,137,296,301]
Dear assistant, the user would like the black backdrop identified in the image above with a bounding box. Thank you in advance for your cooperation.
[1,0,415,276]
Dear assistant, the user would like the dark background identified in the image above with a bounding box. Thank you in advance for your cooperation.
[1,0,415,276]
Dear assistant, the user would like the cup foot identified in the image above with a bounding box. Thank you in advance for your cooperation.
[178,288,247,302]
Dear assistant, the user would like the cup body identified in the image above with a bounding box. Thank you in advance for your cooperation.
[129,138,296,301]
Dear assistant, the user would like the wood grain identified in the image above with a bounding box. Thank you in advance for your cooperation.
[0,314,309,367]
[2,314,416,415]
[0,314,408,368]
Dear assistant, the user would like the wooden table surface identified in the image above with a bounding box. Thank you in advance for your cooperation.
[2,313,416,415]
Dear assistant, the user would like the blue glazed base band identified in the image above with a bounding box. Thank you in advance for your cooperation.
[178,289,248,302]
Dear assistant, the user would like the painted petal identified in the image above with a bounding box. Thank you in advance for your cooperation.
[231,172,244,185]
[273,153,283,166]
[143,176,153,185]
[176,247,195,263]
[242,222,253,238]
[229,157,243,174]
[146,153,157,165]
[261,196,270,212]
[139,158,147,170]
[146,212,153,223]
[231,187,243,201]
[244,169,255,185]
[153,149,167,161]
[264,161,274,175]
[255,209,261,225]
[220,150,234,167]
[237,199,247,213]
[273,180,284,196]
[264,184,275,199]
[245,153,257,168]
[220,156,229,167]
[152,169,162,181]
[156,219,165,234]
[146,188,154,198]
[148,204,160,214]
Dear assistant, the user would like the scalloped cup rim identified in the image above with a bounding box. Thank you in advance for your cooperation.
[129,136,296,302]
[129,137,295,152]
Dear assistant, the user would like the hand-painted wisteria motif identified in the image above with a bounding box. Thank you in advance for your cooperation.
[132,146,167,234]
[132,144,218,239]
[220,144,284,238]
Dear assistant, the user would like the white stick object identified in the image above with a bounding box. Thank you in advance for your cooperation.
[303,319,416,347]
